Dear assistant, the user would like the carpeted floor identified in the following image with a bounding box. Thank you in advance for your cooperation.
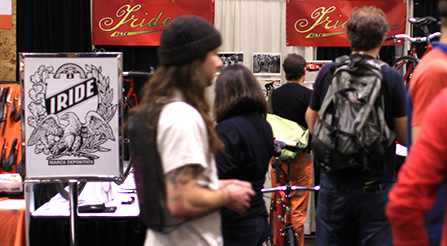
[304,234,316,246]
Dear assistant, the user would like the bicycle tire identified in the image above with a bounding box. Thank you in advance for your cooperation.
[391,55,419,87]
[117,95,137,185]
[283,228,297,246]
[123,95,137,120]
[115,128,133,186]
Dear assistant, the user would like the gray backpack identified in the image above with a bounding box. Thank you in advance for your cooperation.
[311,55,395,173]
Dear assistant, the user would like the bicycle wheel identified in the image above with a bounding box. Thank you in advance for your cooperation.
[283,228,298,246]
[391,55,419,88]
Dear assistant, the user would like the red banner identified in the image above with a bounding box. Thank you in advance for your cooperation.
[92,0,215,46]
[286,0,406,47]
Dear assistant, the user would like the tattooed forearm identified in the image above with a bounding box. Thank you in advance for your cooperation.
[166,165,207,189]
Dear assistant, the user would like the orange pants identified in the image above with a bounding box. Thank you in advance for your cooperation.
[270,151,313,246]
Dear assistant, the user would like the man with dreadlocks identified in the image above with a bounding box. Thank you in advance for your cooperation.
[127,15,255,246]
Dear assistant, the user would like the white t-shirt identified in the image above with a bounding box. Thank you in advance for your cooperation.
[144,101,223,246]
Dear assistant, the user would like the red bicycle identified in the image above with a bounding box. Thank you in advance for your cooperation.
[386,16,440,88]
[120,71,153,184]
[262,140,319,246]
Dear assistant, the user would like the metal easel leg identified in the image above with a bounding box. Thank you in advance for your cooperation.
[25,182,34,246]
[68,180,78,246]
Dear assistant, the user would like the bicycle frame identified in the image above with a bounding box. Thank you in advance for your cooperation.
[386,16,440,88]
[392,44,434,87]
[263,140,319,246]
[389,33,439,83]
[123,78,139,109]
[270,156,289,246]
[122,70,153,109]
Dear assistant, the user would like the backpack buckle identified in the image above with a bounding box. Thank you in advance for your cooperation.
[328,126,337,138]
[363,181,383,193]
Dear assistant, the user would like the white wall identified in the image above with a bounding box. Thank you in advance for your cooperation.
[214,0,316,84]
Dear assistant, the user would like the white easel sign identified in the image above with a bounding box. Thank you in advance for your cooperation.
[21,53,123,180]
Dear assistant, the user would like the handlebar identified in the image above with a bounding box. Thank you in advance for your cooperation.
[123,71,154,77]
[273,139,301,157]
[385,15,440,46]
[262,185,320,193]
[385,32,440,43]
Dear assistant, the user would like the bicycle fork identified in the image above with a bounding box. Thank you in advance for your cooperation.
[275,189,285,246]
[272,188,297,246]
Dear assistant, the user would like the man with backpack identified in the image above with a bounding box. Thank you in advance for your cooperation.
[305,6,406,245]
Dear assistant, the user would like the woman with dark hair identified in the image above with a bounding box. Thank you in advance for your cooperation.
[214,64,274,246]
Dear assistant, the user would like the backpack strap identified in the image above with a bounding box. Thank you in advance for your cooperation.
[335,55,351,66]
[128,102,188,233]
[365,58,388,143]
[330,55,351,74]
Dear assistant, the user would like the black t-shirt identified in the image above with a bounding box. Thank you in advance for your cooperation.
[271,83,311,128]
[309,54,406,182]
[215,112,274,223]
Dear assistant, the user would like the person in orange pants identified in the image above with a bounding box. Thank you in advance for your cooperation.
[269,53,313,246]
[270,150,312,246]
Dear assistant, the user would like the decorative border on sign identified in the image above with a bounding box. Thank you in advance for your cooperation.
[26,64,117,161]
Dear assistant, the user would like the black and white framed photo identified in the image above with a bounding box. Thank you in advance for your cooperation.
[218,52,244,73]
[253,53,281,74]
[21,52,124,181]
[258,78,281,101]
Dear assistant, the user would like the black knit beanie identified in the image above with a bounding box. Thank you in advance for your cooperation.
[158,15,222,66]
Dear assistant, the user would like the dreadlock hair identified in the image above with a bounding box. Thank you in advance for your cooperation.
[132,56,224,153]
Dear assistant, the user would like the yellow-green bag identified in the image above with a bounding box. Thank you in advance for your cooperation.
[266,113,309,160]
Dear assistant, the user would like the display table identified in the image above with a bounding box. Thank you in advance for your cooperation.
[29,173,146,246]
[0,198,26,246]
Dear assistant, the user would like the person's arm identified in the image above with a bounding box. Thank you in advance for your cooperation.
[393,116,407,146]
[411,85,442,143]
[386,90,447,246]
[305,63,332,134]
[409,60,447,143]
[166,164,255,219]
[305,107,318,134]
[214,122,240,179]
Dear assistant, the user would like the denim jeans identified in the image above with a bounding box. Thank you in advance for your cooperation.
[425,179,446,246]
[222,216,269,246]
[316,172,393,246]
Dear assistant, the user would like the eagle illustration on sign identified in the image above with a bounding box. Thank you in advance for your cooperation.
[26,63,117,161]
[28,111,114,159]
